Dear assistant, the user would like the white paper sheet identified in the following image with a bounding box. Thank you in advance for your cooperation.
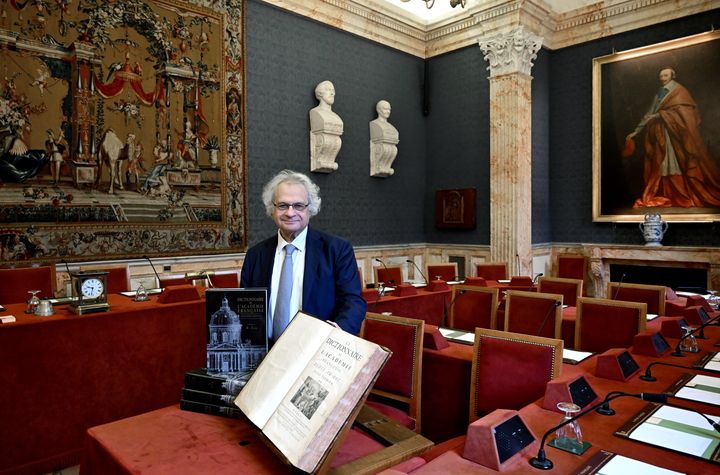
[628,421,712,457]
[675,386,720,406]
[562,349,593,363]
[646,313,659,321]
[598,455,684,475]
[438,327,475,343]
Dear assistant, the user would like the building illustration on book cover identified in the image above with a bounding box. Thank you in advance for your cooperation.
[206,289,268,375]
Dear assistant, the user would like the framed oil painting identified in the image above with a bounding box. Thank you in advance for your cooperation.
[592,30,720,222]
[0,0,246,263]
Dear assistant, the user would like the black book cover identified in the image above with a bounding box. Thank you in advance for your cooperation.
[183,368,252,396]
[180,399,242,419]
[204,288,268,378]
[182,387,236,407]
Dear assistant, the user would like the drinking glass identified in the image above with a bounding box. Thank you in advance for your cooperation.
[554,402,583,453]
[679,326,699,353]
[25,290,41,314]
[134,283,149,302]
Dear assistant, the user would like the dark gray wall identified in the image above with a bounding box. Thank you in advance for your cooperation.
[549,9,720,246]
[424,46,490,244]
[245,0,427,247]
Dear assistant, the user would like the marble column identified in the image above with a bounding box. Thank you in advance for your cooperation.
[479,27,542,276]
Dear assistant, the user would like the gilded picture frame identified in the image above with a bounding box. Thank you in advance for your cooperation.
[0,0,246,263]
[592,30,720,222]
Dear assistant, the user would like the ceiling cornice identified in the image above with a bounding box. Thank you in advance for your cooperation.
[260,0,720,58]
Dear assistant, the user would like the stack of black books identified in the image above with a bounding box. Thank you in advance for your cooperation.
[179,288,268,419]
[180,368,252,418]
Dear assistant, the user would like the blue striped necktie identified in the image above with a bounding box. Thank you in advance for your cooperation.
[272,243,296,340]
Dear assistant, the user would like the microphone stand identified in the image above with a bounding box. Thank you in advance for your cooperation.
[612,273,627,300]
[529,392,667,470]
[374,258,395,287]
[143,255,163,291]
[640,361,716,382]
[516,253,521,276]
[442,289,466,328]
[535,301,561,336]
[406,259,428,285]
[671,311,720,357]
[528,272,544,291]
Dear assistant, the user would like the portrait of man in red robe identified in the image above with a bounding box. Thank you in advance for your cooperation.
[625,67,720,208]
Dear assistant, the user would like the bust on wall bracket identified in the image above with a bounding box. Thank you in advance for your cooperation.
[309,80,342,173]
[369,99,399,178]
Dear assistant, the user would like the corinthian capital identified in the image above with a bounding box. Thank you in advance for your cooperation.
[478,27,543,76]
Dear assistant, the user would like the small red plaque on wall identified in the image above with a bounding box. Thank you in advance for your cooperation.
[435,188,476,230]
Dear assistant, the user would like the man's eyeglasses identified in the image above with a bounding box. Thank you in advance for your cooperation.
[274,202,309,212]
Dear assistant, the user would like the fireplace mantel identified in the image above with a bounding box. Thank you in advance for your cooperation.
[583,244,719,296]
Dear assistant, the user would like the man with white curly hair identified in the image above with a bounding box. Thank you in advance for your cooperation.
[240,169,365,341]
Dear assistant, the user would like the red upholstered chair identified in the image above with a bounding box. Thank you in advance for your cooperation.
[374,265,403,287]
[504,290,563,339]
[575,297,647,353]
[556,253,588,286]
[447,285,498,332]
[0,265,55,303]
[538,276,583,307]
[426,263,458,282]
[469,328,563,421]
[361,312,424,432]
[80,264,131,294]
[607,282,666,316]
[474,262,508,281]
[207,270,240,288]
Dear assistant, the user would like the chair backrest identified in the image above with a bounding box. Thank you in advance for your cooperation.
[80,264,131,294]
[361,312,424,432]
[556,253,587,281]
[470,328,563,421]
[504,290,563,339]
[0,265,55,303]
[374,266,403,286]
[538,276,583,307]
[448,285,498,332]
[208,271,239,288]
[475,262,508,280]
[607,282,666,315]
[575,297,647,352]
[426,263,458,282]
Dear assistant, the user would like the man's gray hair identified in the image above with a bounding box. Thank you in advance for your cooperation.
[262,169,321,217]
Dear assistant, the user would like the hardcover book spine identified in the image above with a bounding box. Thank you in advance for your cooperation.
[180,399,242,419]
[183,370,244,396]
[182,388,236,407]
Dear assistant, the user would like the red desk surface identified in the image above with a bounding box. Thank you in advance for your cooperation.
[364,289,451,326]
[396,326,720,474]
[80,405,428,475]
[0,294,206,475]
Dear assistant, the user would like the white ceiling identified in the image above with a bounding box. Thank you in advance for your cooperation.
[379,0,601,25]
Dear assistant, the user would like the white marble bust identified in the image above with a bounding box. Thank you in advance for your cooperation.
[369,100,398,177]
[309,80,343,173]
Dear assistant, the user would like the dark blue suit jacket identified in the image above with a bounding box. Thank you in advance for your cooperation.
[240,227,366,335]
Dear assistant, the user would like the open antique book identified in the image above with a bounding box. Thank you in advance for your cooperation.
[235,311,391,473]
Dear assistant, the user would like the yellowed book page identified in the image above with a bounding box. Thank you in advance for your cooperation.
[234,313,333,428]
[262,327,383,469]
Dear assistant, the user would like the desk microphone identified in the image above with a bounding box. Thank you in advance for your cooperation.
[529,391,668,470]
[527,272,543,291]
[61,259,72,275]
[535,300,562,336]
[375,258,395,286]
[671,311,720,357]
[516,253,521,276]
[143,255,163,291]
[612,273,627,300]
[442,289,467,328]
[406,259,428,284]
[640,361,715,382]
